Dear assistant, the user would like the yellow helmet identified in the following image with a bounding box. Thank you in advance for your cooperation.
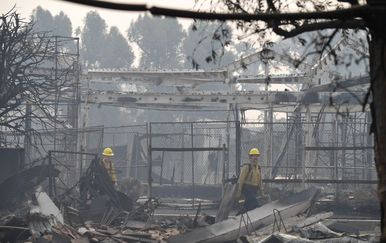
[248,148,260,156]
[102,147,114,157]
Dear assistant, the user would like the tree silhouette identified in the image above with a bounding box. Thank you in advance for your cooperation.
[32,7,75,52]
[128,14,186,69]
[0,10,75,136]
[31,6,54,33]
[80,11,107,68]
[101,26,134,68]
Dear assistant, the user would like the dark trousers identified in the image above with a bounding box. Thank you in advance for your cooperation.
[242,184,261,212]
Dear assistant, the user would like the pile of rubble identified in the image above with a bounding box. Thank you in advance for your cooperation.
[1,211,186,242]
[0,160,381,242]
[241,212,380,243]
[0,160,202,242]
[167,186,380,242]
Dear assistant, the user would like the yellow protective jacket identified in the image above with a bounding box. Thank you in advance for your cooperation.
[101,158,117,184]
[236,163,262,197]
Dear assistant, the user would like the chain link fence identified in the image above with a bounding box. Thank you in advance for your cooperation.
[240,112,375,192]
[149,121,234,187]
[33,127,103,193]
[102,125,148,182]
[1,112,375,196]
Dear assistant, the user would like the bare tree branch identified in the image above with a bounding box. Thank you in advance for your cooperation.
[271,19,366,38]
[0,11,76,151]
[60,0,382,22]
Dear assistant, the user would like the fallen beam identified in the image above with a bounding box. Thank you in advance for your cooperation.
[293,212,334,230]
[168,187,320,243]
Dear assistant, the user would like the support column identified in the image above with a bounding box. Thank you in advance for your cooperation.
[353,113,357,181]
[181,129,185,183]
[303,105,312,183]
[74,38,81,177]
[147,123,152,198]
[24,102,32,165]
[225,104,231,179]
[294,110,303,179]
[332,116,338,200]
[264,105,273,179]
[191,123,195,208]
[366,112,373,180]
[341,116,347,180]
[79,76,91,176]
[235,120,241,176]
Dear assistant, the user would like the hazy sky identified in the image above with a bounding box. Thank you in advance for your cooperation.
[0,0,195,34]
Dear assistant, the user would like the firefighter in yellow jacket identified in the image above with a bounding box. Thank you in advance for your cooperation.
[101,147,118,185]
[236,148,263,212]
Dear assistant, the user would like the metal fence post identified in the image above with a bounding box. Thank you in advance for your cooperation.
[333,117,338,201]
[191,123,195,208]
[24,102,32,165]
[222,143,226,183]
[236,121,241,176]
[366,112,373,180]
[148,144,152,199]
[48,151,53,197]
[180,130,185,183]
[148,123,152,199]
[160,151,165,185]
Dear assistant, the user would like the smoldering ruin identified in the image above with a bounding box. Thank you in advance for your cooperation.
[0,2,382,243]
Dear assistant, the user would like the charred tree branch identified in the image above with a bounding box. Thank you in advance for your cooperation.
[61,0,382,22]
[272,19,367,38]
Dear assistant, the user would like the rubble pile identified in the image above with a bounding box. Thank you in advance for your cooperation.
[244,215,380,243]
[0,160,202,243]
[0,159,381,242]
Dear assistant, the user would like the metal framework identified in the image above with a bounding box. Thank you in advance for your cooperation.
[1,36,82,179]
[78,39,373,196]
[1,34,371,196]
[0,31,374,203]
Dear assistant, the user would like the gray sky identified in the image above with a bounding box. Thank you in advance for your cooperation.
[0,0,194,34]
[0,0,196,67]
